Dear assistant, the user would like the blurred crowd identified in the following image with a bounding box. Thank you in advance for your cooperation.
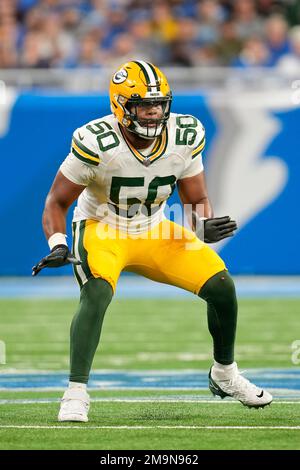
[1,0,300,72]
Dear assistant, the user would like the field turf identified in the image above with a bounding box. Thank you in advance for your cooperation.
[0,297,299,450]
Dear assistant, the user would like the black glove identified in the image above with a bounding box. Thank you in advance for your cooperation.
[32,244,81,276]
[192,213,238,243]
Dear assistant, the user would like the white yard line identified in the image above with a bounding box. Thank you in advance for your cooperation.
[0,398,299,405]
[0,425,299,430]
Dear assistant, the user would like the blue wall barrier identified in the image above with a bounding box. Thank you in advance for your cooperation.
[0,90,297,275]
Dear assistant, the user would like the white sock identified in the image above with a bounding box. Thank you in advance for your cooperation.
[69,381,87,390]
[212,361,237,380]
[214,361,236,370]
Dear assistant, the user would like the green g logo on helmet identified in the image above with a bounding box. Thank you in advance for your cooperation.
[112,68,128,84]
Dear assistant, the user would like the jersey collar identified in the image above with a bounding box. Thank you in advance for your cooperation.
[119,124,168,166]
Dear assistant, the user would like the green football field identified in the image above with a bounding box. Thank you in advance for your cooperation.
[0,297,300,450]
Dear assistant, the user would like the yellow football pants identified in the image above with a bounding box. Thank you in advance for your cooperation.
[72,219,226,295]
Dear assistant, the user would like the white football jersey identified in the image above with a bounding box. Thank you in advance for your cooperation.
[60,113,205,234]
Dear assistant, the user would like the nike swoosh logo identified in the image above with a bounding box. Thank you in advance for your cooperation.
[78,133,84,141]
[256,390,264,398]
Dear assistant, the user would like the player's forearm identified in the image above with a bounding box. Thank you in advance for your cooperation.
[42,196,68,241]
[177,173,213,219]
[189,197,213,219]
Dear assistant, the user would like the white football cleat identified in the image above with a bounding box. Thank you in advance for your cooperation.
[58,388,90,422]
[209,362,272,408]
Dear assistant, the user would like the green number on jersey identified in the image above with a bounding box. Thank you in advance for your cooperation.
[145,175,176,204]
[110,177,144,218]
[86,121,120,152]
[142,175,177,216]
[175,115,198,146]
[109,175,176,218]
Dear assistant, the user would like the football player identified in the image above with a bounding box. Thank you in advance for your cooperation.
[33,60,272,422]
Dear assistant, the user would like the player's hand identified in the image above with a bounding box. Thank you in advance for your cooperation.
[203,216,237,243]
[192,213,237,243]
[32,244,81,276]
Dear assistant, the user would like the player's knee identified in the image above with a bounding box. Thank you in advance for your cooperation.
[198,270,237,307]
[80,277,113,314]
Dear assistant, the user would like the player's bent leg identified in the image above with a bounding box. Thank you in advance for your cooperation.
[124,220,272,408]
[58,277,113,422]
[198,270,237,365]
[70,277,113,383]
[198,271,272,408]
